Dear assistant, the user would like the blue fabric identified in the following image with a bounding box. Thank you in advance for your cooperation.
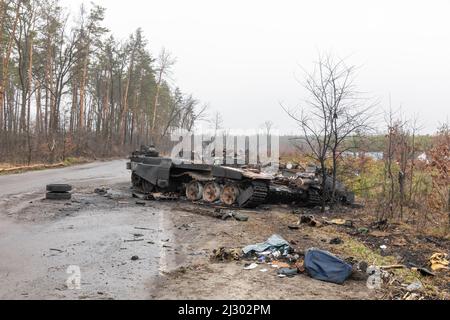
[305,248,353,285]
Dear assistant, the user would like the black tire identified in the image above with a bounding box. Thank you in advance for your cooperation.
[47,184,72,193]
[46,192,72,200]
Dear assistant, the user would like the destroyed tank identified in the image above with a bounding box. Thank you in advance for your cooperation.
[128,146,271,208]
[127,146,355,208]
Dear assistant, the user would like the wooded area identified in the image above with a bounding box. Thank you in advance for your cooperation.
[0,0,206,165]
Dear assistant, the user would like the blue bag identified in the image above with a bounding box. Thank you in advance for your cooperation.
[305,248,353,285]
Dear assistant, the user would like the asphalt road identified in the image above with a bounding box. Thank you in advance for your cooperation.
[0,160,129,197]
[0,160,172,300]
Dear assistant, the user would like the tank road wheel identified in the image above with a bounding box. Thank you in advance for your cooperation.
[202,182,222,203]
[142,180,155,194]
[186,181,204,201]
[220,184,240,206]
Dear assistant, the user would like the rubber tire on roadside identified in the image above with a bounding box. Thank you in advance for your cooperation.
[47,184,72,193]
[46,192,72,200]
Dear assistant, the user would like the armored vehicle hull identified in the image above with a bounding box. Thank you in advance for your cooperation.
[128,147,354,208]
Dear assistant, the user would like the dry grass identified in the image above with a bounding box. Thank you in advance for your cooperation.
[0,157,91,175]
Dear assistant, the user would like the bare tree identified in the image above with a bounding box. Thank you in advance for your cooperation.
[282,53,375,211]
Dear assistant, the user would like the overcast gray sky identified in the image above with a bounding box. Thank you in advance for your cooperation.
[63,0,450,134]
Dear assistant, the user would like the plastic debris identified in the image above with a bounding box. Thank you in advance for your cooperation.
[242,235,292,256]
[244,263,258,270]
[406,281,423,292]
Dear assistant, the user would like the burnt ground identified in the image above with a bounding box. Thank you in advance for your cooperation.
[0,162,448,300]
[150,203,377,300]
[150,201,449,300]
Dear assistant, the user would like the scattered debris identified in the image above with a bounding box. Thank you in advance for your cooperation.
[131,255,140,261]
[243,235,292,257]
[329,237,343,245]
[215,209,249,222]
[132,192,150,200]
[406,281,423,292]
[220,210,234,220]
[329,219,346,225]
[392,237,408,247]
[94,188,109,196]
[135,227,153,231]
[300,215,322,227]
[429,253,449,271]
[271,261,290,269]
[211,248,241,262]
[357,227,369,235]
[408,264,436,277]
[233,213,249,222]
[124,239,144,243]
[304,248,353,285]
[244,263,258,270]
[277,268,298,277]
[149,193,180,201]
[380,264,406,270]
[136,201,146,206]
[370,219,388,230]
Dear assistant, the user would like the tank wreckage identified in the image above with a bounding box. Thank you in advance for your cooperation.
[127,146,355,209]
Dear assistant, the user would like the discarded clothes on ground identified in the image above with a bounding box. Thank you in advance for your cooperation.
[242,235,292,257]
[304,248,353,285]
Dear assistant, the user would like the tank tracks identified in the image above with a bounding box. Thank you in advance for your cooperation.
[239,181,269,208]
[307,189,323,206]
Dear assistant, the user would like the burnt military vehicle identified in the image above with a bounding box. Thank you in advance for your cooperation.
[127,146,354,208]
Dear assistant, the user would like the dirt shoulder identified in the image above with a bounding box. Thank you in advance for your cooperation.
[152,203,449,300]
[151,204,377,300]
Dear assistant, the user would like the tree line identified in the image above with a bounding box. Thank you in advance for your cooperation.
[0,0,207,164]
